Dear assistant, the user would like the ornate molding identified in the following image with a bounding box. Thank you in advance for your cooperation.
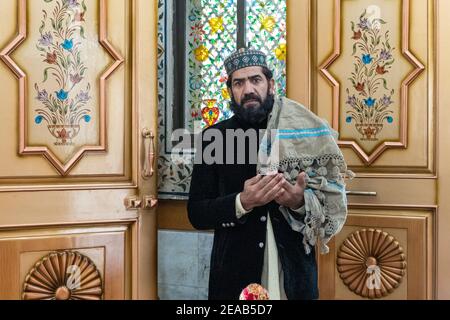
[319,0,425,165]
[0,0,124,176]
[337,229,407,299]
[22,251,103,300]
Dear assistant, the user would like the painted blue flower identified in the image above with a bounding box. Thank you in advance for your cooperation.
[189,77,202,90]
[84,115,91,123]
[387,116,394,124]
[346,116,353,123]
[61,39,73,51]
[362,54,373,64]
[364,97,376,107]
[35,115,43,124]
[56,89,69,101]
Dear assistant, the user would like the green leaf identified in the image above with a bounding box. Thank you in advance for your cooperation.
[383,78,388,90]
[43,68,50,82]
[360,9,367,20]
[80,26,86,39]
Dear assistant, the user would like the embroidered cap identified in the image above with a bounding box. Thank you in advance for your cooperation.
[224,48,268,77]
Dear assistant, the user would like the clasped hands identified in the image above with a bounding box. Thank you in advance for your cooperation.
[240,172,306,212]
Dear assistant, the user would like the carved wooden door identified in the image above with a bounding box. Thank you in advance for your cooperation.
[0,0,158,299]
[288,0,436,299]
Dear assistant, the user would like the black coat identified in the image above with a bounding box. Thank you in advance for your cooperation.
[187,116,319,300]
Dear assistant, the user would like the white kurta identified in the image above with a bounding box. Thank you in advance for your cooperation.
[235,193,288,300]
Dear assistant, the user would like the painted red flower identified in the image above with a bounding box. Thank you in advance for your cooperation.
[354,82,365,92]
[44,51,57,64]
[73,11,85,22]
[376,65,388,74]
[352,30,362,40]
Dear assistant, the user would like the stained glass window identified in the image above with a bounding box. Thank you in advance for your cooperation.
[158,0,287,199]
[186,0,238,132]
[185,0,287,131]
[246,0,287,97]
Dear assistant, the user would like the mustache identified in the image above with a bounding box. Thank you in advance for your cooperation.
[241,94,262,105]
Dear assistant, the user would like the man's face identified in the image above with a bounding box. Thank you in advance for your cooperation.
[228,66,275,109]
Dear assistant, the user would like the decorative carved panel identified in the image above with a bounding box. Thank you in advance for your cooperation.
[0,0,124,176]
[22,251,103,300]
[319,0,424,165]
[337,228,406,299]
[318,208,434,300]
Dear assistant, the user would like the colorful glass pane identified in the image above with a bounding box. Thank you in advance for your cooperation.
[246,0,287,97]
[186,0,237,131]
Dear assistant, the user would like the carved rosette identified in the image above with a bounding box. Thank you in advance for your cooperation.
[22,251,103,300]
[337,229,406,299]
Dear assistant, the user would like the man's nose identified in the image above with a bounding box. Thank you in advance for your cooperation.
[243,81,256,94]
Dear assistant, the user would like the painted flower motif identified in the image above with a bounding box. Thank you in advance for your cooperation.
[222,88,230,100]
[357,18,370,31]
[194,45,209,62]
[191,109,199,119]
[70,73,83,85]
[73,11,85,22]
[38,32,53,47]
[260,15,276,32]
[218,74,228,84]
[380,94,393,106]
[362,54,373,64]
[61,39,74,51]
[189,76,202,90]
[76,90,90,103]
[56,89,69,101]
[44,51,57,64]
[352,30,362,40]
[354,82,365,92]
[35,115,44,124]
[346,9,396,141]
[190,22,205,43]
[66,0,79,8]
[364,97,376,107]
[346,95,357,107]
[380,49,392,61]
[36,89,49,102]
[376,65,388,75]
[209,16,224,34]
[275,43,287,61]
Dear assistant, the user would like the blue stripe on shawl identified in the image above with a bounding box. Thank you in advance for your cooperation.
[278,130,331,139]
[278,126,329,134]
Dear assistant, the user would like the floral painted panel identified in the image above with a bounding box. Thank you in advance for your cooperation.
[328,0,414,156]
[246,0,287,97]
[345,9,395,141]
[13,0,112,166]
[35,0,92,146]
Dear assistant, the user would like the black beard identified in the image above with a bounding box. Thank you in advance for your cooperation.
[229,93,275,127]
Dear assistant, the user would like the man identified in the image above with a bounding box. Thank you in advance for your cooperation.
[187,48,320,300]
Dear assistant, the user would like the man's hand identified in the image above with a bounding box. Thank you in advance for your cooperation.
[274,172,306,210]
[240,174,285,211]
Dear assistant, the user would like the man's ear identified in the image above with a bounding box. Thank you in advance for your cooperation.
[269,79,275,95]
